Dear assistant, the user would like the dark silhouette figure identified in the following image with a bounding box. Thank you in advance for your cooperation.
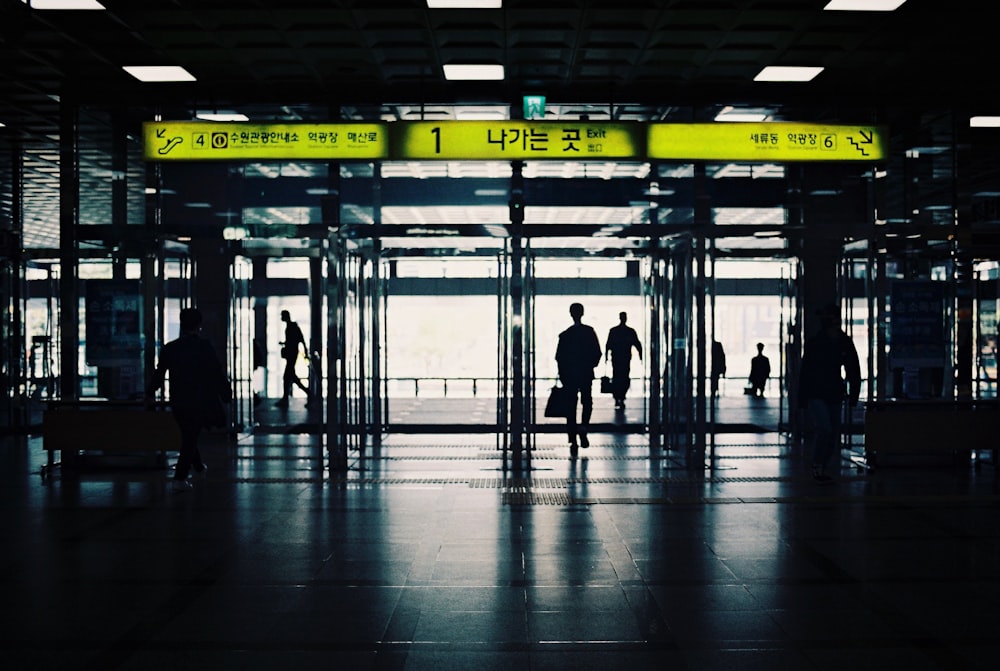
[556,302,603,454]
[605,311,643,409]
[146,307,231,492]
[797,303,861,484]
[710,340,726,398]
[748,342,771,397]
[275,309,310,408]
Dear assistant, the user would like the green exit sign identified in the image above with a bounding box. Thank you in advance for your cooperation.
[523,95,546,120]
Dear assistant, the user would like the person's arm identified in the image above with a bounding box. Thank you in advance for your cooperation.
[843,337,862,406]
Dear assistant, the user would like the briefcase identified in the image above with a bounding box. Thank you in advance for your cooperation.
[600,376,613,394]
[544,385,574,418]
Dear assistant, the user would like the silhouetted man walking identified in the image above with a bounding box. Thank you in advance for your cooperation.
[556,302,602,455]
[605,311,642,409]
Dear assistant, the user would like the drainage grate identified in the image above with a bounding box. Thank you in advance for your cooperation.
[469,477,568,489]
[502,490,571,505]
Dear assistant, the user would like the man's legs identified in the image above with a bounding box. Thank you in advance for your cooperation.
[612,361,629,408]
[280,357,311,401]
[578,381,593,447]
[566,387,578,448]
[172,410,203,481]
[808,398,841,479]
[277,358,295,406]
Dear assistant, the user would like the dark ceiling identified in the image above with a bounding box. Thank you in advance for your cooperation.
[2,0,997,135]
[3,0,1000,256]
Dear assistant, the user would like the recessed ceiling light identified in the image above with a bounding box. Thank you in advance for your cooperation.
[427,0,501,6]
[122,66,196,82]
[20,0,105,8]
[443,64,504,80]
[714,106,769,122]
[754,66,823,82]
[823,0,906,10]
[970,116,1000,128]
[196,112,250,121]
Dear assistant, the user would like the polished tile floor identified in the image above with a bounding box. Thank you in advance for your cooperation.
[3,396,999,670]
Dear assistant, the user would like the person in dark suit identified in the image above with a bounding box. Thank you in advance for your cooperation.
[146,307,231,492]
[556,302,603,454]
[605,311,643,409]
[275,309,311,408]
[748,342,771,397]
[797,303,861,484]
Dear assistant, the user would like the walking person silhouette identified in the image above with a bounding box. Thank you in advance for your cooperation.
[605,311,643,409]
[146,307,231,492]
[275,309,311,408]
[798,303,861,484]
[556,302,603,456]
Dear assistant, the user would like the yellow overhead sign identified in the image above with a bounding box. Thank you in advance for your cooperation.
[142,122,388,161]
[391,121,643,160]
[647,122,886,162]
[142,120,887,162]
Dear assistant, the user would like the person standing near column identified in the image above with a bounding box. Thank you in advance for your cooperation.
[748,342,771,398]
[605,311,643,409]
[556,302,603,455]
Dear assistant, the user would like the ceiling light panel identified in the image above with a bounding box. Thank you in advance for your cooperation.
[427,1,501,7]
[443,64,504,80]
[20,0,105,8]
[823,0,907,10]
[754,66,823,82]
[122,66,196,82]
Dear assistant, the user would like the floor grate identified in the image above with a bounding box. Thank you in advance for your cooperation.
[502,490,571,505]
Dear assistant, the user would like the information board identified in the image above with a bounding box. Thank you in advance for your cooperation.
[85,280,144,366]
[890,280,946,368]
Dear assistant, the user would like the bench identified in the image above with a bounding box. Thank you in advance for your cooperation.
[42,401,181,477]
[864,400,1000,467]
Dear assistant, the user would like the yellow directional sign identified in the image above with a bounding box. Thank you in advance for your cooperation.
[391,121,644,160]
[142,122,388,161]
[142,120,887,163]
[647,122,886,162]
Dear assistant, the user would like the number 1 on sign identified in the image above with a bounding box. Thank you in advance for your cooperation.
[431,127,440,154]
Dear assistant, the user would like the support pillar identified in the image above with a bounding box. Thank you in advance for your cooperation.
[59,98,80,401]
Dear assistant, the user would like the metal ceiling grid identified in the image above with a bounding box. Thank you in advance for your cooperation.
[2,0,1000,257]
